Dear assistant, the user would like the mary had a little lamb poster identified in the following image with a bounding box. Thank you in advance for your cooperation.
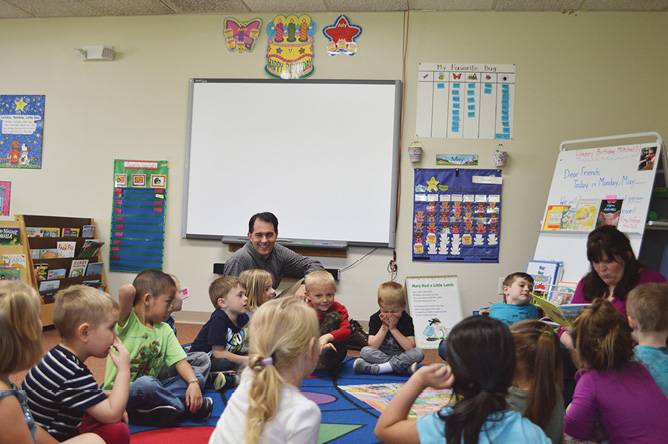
[0,95,45,169]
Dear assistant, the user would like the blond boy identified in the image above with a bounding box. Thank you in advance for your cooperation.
[104,269,212,427]
[22,286,131,443]
[306,270,350,376]
[627,282,668,397]
[489,272,539,327]
[354,282,424,375]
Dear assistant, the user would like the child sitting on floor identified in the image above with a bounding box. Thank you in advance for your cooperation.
[626,282,668,397]
[0,281,104,444]
[103,269,211,427]
[305,271,350,376]
[489,272,539,327]
[354,281,423,375]
[189,276,249,391]
[565,299,668,442]
[508,320,564,444]
[209,296,322,444]
[240,269,276,317]
[375,315,550,443]
[23,286,130,444]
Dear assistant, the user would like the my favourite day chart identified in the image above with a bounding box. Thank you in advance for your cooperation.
[416,63,515,140]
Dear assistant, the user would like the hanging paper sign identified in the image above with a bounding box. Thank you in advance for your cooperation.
[265,14,316,79]
[412,168,502,263]
[322,15,362,56]
[436,154,478,166]
[0,95,45,168]
[223,17,262,53]
[0,182,11,216]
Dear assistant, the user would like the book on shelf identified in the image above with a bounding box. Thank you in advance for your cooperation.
[79,239,104,258]
[531,293,590,328]
[26,227,44,237]
[81,225,96,238]
[40,249,58,259]
[571,198,601,231]
[82,280,104,290]
[85,262,103,276]
[43,227,61,237]
[547,281,578,305]
[0,267,20,280]
[560,206,576,230]
[38,280,60,296]
[69,259,89,278]
[33,263,48,281]
[62,228,81,237]
[47,268,66,280]
[30,249,40,260]
[542,205,571,231]
[0,227,20,245]
[2,254,26,269]
[526,260,563,295]
[57,241,76,258]
[595,198,623,229]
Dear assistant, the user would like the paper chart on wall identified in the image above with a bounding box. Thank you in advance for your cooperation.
[416,63,515,140]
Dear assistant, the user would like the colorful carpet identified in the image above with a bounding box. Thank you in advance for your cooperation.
[130,357,425,444]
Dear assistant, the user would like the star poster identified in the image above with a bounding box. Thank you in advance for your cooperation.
[0,95,45,169]
[412,168,502,263]
[223,17,262,53]
[322,15,362,56]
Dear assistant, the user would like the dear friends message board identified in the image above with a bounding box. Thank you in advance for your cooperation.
[406,276,463,350]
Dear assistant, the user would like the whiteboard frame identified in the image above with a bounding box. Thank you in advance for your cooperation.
[535,132,665,282]
[181,78,402,248]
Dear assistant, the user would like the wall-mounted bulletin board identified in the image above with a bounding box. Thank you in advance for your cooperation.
[406,275,463,349]
[534,133,665,282]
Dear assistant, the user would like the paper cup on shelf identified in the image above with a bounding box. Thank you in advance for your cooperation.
[493,149,507,167]
[408,141,423,163]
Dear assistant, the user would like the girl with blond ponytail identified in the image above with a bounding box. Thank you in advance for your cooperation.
[208,296,321,444]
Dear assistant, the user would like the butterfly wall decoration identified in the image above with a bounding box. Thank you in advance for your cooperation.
[224,18,262,53]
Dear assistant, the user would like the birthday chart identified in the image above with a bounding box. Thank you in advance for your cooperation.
[416,63,515,140]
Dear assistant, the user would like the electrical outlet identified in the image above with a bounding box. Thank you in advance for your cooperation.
[498,277,505,295]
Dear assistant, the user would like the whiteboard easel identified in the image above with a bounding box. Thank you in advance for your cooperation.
[534,132,665,283]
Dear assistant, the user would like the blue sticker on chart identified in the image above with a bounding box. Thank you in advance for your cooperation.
[484,88,492,94]
[452,110,460,116]
[452,115,460,122]
[468,105,475,110]
[467,97,475,103]
[437,83,445,89]
[453,83,460,88]
[452,90,459,95]
[468,112,475,118]
[468,83,475,89]
[485,83,492,88]
[503,127,510,133]
[453,103,460,109]
[453,96,460,102]
[467,90,474,95]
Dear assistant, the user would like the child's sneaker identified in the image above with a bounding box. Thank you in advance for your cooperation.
[353,358,379,375]
[213,371,239,391]
[182,397,213,421]
[407,362,419,375]
[129,405,181,427]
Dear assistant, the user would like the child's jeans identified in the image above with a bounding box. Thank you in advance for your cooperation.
[78,412,130,444]
[126,371,205,414]
[360,346,424,373]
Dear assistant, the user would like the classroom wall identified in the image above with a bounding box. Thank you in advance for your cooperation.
[2,11,667,322]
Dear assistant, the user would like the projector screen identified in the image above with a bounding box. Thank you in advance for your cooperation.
[182,78,402,248]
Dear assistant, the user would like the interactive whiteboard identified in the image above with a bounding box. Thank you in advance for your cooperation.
[182,79,402,247]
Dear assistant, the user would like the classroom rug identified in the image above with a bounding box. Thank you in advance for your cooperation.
[129,357,448,444]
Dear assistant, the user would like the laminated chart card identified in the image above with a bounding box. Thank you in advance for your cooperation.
[406,275,463,349]
[110,160,168,273]
[416,63,515,140]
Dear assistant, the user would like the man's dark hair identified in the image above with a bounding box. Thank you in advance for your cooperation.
[248,212,279,233]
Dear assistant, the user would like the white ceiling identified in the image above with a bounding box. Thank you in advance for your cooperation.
[1,0,666,19]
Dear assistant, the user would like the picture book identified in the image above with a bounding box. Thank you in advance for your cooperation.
[533,274,552,295]
[571,198,601,231]
[30,249,40,260]
[26,227,44,237]
[531,293,589,327]
[56,241,76,258]
[43,227,61,237]
[560,206,576,230]
[547,281,578,305]
[47,268,66,280]
[595,198,623,229]
[82,280,104,290]
[85,262,103,276]
[0,227,20,245]
[38,280,60,296]
[69,259,89,278]
[62,228,80,237]
[526,260,562,293]
[33,263,48,281]
[81,225,96,238]
[542,205,570,231]
[2,254,26,269]
[40,249,58,259]
[0,267,20,281]
[79,239,104,258]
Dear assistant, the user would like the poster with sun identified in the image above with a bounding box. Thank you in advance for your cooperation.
[412,168,502,263]
[0,95,45,169]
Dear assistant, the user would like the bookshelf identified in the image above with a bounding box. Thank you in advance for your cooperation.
[20,215,107,327]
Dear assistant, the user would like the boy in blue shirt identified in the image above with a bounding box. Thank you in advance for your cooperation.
[489,272,538,327]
